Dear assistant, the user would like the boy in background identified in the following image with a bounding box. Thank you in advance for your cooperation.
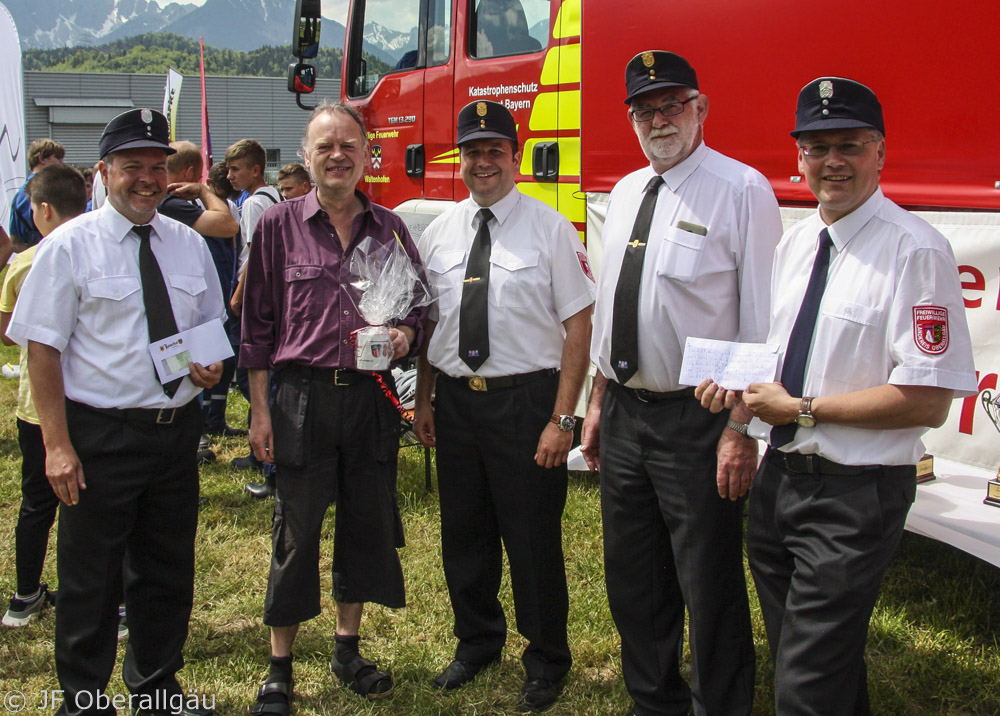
[1,163,87,626]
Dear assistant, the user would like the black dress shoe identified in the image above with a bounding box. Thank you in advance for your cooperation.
[517,677,561,712]
[244,476,275,500]
[231,455,264,472]
[432,658,495,690]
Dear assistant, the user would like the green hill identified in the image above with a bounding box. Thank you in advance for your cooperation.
[23,32,346,78]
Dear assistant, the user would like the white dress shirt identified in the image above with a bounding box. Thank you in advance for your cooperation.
[591,142,783,392]
[8,201,226,409]
[419,185,596,378]
[237,185,281,272]
[751,188,978,464]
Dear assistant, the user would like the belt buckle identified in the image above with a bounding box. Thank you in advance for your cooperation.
[468,376,486,391]
[634,389,650,403]
[155,408,176,425]
[333,369,349,387]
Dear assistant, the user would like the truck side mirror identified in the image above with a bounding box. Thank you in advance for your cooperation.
[293,0,321,59]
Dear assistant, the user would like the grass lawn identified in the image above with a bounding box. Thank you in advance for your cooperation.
[0,342,998,716]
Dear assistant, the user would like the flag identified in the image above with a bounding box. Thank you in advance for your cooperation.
[199,38,212,182]
[0,1,25,230]
[162,68,183,142]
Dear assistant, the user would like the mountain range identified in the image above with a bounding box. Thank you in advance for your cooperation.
[3,0,350,52]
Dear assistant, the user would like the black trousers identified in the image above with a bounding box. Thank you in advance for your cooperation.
[599,382,754,716]
[14,418,58,595]
[56,400,202,716]
[263,366,405,626]
[748,454,915,716]
[434,371,571,681]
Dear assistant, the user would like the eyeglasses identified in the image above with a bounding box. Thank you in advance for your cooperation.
[629,96,698,123]
[798,140,877,158]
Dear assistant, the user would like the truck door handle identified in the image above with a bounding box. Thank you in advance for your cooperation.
[406,144,425,177]
[532,141,559,182]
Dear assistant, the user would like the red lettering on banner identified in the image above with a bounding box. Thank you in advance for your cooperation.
[959,265,984,308]
[959,371,997,434]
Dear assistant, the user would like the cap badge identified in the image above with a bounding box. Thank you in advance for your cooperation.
[641,51,655,67]
[480,119,486,128]
[140,108,153,123]
[476,102,488,117]
[819,81,834,99]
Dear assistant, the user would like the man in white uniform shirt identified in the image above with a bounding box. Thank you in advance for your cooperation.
[8,108,225,716]
[414,100,595,712]
[581,51,782,716]
[697,77,976,716]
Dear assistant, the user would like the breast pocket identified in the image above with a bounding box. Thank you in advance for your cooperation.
[813,299,882,382]
[490,249,539,308]
[86,275,141,341]
[654,225,707,283]
[425,251,467,312]
[167,273,208,324]
[284,265,323,321]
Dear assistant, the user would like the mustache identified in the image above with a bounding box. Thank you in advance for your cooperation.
[648,127,678,139]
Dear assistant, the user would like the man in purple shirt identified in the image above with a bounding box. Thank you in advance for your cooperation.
[241,101,425,709]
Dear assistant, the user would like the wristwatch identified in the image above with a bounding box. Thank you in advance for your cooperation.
[550,414,577,432]
[726,418,753,438]
[794,397,816,428]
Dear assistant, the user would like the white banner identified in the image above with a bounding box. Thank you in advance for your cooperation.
[0,1,25,229]
[163,68,183,143]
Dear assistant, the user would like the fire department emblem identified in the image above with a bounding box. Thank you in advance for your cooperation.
[476,102,488,117]
[913,306,949,354]
[577,251,595,282]
[642,52,655,67]
[140,108,153,123]
[371,144,382,169]
[819,80,834,99]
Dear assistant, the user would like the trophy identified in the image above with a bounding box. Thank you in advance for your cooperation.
[916,453,935,484]
[980,391,1000,507]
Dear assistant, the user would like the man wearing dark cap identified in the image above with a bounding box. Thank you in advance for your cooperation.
[581,51,782,716]
[696,77,976,715]
[8,108,225,716]
[413,99,595,711]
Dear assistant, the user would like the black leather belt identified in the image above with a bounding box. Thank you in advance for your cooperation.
[69,399,196,427]
[282,365,378,386]
[438,368,557,392]
[766,448,882,476]
[621,385,696,403]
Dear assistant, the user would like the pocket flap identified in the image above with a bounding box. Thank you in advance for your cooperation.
[284,265,322,282]
[168,273,208,296]
[491,249,539,271]
[663,227,706,250]
[822,299,881,326]
[426,251,466,275]
[87,275,141,301]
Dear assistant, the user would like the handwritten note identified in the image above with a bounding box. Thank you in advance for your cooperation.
[679,338,780,391]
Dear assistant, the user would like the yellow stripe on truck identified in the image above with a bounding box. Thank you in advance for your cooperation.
[529,90,581,131]
[540,43,581,86]
[553,0,581,38]
[517,181,586,224]
[521,137,581,176]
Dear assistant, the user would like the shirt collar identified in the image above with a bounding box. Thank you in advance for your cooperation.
[302,188,381,229]
[823,186,883,251]
[469,184,519,229]
[658,141,709,192]
[99,200,169,243]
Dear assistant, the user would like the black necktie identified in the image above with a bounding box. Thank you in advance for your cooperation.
[135,224,182,397]
[610,174,664,384]
[771,228,835,447]
[458,208,493,372]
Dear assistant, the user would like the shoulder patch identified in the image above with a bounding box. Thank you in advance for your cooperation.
[577,251,595,282]
[913,306,949,355]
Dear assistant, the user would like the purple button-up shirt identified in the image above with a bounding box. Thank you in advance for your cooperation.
[240,189,426,371]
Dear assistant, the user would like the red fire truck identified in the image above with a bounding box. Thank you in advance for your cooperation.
[304,0,1000,468]
[327,0,998,245]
